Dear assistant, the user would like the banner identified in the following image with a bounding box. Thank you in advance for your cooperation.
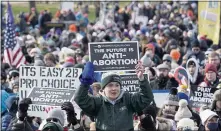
[89,41,139,72]
[190,86,217,110]
[19,66,82,119]
[198,1,220,44]
[120,74,140,93]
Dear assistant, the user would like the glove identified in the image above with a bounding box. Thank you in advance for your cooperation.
[61,102,78,125]
[11,119,33,131]
[79,62,94,85]
[18,98,32,121]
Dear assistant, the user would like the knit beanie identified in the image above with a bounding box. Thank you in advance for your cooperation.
[200,109,218,125]
[34,60,45,66]
[101,72,121,89]
[191,40,200,48]
[164,88,179,106]
[170,49,181,61]
[205,64,217,74]
[177,92,189,102]
[175,99,192,121]
[47,108,65,126]
[42,122,63,131]
[145,44,155,53]
[177,118,195,130]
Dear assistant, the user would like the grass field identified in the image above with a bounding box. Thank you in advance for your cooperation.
[4,1,131,23]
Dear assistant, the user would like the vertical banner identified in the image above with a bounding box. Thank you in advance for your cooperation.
[198,1,220,44]
[89,41,139,72]
[19,66,82,119]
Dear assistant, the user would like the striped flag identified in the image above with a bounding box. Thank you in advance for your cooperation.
[3,2,26,68]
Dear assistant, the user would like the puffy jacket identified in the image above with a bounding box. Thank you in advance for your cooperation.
[74,77,154,131]
[2,112,15,131]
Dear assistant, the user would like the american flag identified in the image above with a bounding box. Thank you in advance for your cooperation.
[3,2,26,68]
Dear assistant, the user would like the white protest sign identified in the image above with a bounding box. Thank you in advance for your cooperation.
[19,66,82,119]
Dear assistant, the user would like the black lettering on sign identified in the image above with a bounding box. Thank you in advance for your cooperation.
[40,67,46,77]
[21,79,37,88]
[66,68,72,77]
[29,104,45,112]
[74,68,78,78]
[20,90,27,99]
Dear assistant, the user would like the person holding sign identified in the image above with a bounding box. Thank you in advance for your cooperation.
[74,61,154,131]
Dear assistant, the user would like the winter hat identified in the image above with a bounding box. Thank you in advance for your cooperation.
[47,108,65,126]
[141,55,153,68]
[163,54,172,62]
[200,109,218,125]
[145,44,155,53]
[191,40,200,48]
[65,56,75,64]
[175,99,192,121]
[177,118,195,130]
[205,64,217,74]
[69,24,77,32]
[164,88,179,106]
[9,69,19,78]
[170,49,181,61]
[157,63,170,70]
[42,122,63,131]
[34,60,45,66]
[177,92,189,102]
[101,72,121,89]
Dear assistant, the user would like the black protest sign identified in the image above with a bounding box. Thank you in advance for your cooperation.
[89,41,139,72]
[189,86,217,108]
[28,87,75,106]
[120,74,140,93]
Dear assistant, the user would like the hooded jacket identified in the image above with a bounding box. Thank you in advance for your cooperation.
[186,58,204,86]
[2,95,18,131]
[74,77,154,131]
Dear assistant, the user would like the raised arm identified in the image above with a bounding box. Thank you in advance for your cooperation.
[74,62,102,116]
[130,61,154,113]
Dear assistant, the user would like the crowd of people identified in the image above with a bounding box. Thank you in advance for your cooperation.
[1,1,221,131]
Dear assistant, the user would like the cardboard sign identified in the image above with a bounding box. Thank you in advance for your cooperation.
[189,86,217,110]
[89,41,139,72]
[27,88,75,106]
[19,66,82,119]
[120,74,140,93]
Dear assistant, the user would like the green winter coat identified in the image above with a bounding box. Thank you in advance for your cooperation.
[74,77,154,131]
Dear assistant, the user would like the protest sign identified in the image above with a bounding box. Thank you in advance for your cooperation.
[120,74,140,93]
[27,87,75,106]
[19,66,82,119]
[89,41,139,72]
[190,86,217,110]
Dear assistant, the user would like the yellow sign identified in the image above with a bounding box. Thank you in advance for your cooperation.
[198,1,220,44]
